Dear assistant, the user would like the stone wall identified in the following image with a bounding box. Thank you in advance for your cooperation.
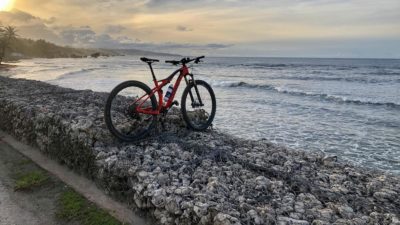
[1,76,399,225]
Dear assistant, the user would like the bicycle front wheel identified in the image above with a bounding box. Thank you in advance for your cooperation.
[181,80,216,131]
[104,81,157,142]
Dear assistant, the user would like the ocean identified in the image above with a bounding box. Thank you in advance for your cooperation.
[3,56,400,173]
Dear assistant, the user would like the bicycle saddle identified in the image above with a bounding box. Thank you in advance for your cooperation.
[140,57,160,63]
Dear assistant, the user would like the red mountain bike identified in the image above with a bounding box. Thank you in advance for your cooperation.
[104,56,216,141]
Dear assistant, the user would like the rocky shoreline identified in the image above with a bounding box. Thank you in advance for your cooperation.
[0,76,399,225]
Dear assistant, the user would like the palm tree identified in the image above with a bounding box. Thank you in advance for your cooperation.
[0,26,18,64]
[0,27,4,64]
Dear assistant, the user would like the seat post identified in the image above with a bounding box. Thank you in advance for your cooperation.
[148,63,157,82]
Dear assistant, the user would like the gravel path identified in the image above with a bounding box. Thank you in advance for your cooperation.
[1,76,399,225]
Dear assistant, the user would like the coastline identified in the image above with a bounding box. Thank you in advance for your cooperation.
[0,63,17,70]
[0,76,399,225]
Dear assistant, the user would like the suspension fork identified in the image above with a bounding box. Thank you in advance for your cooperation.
[184,74,204,107]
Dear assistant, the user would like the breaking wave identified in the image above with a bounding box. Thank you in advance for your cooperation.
[55,67,104,80]
[214,81,400,108]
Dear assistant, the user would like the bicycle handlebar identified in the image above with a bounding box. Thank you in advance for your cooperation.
[165,56,205,65]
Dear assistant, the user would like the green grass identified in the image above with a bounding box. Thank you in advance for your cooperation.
[14,171,48,191]
[57,189,123,225]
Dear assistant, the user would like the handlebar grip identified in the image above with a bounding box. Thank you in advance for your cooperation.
[194,56,205,64]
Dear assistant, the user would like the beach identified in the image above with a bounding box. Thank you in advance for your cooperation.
[1,76,399,225]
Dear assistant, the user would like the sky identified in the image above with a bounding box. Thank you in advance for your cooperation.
[0,0,399,58]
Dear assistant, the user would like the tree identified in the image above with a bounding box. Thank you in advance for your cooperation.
[0,26,18,64]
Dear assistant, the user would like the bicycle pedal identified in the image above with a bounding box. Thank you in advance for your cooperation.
[172,100,179,106]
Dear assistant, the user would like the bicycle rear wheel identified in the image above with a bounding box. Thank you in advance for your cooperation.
[104,81,157,142]
[181,80,216,131]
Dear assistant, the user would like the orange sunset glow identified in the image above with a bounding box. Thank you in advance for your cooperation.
[1,0,400,57]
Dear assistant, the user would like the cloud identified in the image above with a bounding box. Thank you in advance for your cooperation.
[176,25,192,32]
[144,0,238,11]
[0,10,232,55]
[16,23,61,44]
[44,17,57,24]
[59,26,97,46]
[104,25,126,34]
[56,25,231,52]
[0,9,61,43]
[2,10,35,22]
[206,43,233,49]
[8,0,400,57]
[0,9,42,24]
[116,36,141,44]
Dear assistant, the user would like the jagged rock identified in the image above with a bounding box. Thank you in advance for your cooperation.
[165,196,182,215]
[316,208,334,222]
[277,216,310,225]
[156,173,170,186]
[322,156,337,167]
[174,186,191,195]
[297,193,323,210]
[151,189,167,207]
[311,220,329,225]
[373,188,397,201]
[105,155,118,168]
[295,201,306,214]
[214,213,240,225]
[193,202,209,217]
[247,209,264,225]
[255,175,271,190]
[1,76,400,225]
[335,205,355,219]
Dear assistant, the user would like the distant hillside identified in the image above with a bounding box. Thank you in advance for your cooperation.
[110,49,180,57]
[5,38,179,61]
[5,38,114,60]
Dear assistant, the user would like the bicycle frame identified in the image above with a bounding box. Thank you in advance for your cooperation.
[135,64,191,115]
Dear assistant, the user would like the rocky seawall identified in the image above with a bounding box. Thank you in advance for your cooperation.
[0,76,399,225]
